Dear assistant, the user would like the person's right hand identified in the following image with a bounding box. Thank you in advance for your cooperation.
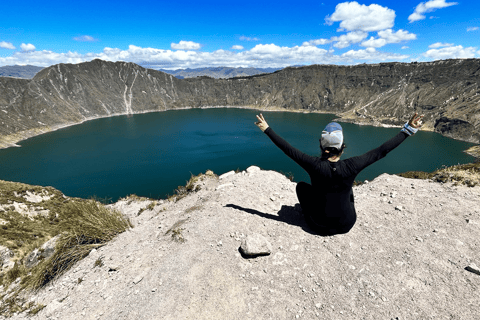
[255,113,269,132]
[408,113,424,129]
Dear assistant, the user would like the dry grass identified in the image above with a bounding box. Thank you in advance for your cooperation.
[168,172,209,202]
[20,200,131,290]
[137,201,157,216]
[397,161,480,187]
[0,197,132,316]
[165,218,189,243]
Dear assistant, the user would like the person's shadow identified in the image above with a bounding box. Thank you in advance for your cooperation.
[225,203,319,236]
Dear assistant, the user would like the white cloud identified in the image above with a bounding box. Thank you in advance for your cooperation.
[171,41,201,50]
[231,45,244,50]
[0,49,85,67]
[73,35,98,42]
[239,36,260,41]
[401,46,409,49]
[331,31,368,49]
[341,47,409,61]
[409,0,458,22]
[20,43,36,52]
[0,41,16,49]
[467,27,479,32]
[361,29,416,48]
[423,45,477,60]
[361,37,387,48]
[302,39,331,46]
[378,29,417,43]
[325,1,395,32]
[428,42,453,48]
[0,43,412,69]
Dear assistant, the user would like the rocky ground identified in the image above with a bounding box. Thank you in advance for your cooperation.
[2,166,480,319]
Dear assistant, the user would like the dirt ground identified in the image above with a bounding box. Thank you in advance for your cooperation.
[5,166,480,320]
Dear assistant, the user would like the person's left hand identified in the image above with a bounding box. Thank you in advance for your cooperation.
[408,112,424,129]
[255,113,269,132]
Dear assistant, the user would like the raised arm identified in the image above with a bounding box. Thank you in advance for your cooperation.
[349,113,424,172]
[255,113,316,172]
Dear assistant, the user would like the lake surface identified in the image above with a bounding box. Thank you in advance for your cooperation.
[0,108,475,202]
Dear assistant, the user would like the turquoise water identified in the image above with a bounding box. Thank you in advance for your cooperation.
[0,108,475,202]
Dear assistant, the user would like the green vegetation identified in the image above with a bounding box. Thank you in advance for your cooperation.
[397,161,480,187]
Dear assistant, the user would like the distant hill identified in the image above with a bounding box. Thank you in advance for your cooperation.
[157,66,282,79]
[0,65,43,79]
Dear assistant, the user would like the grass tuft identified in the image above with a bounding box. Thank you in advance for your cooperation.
[165,218,188,243]
[168,172,206,202]
[21,200,131,290]
[94,257,104,268]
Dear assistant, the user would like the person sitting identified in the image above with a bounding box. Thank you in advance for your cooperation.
[254,112,423,236]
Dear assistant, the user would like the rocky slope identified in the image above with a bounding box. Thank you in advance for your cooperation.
[1,59,479,149]
[1,167,479,319]
[158,66,281,79]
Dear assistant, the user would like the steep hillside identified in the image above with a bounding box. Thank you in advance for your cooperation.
[1,59,479,149]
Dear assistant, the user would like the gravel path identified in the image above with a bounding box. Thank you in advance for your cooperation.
[8,167,480,320]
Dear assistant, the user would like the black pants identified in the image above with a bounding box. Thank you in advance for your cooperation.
[296,182,352,236]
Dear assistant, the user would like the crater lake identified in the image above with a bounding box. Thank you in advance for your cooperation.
[0,108,476,202]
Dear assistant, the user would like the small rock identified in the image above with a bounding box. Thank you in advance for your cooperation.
[133,276,143,284]
[395,206,403,211]
[240,233,272,257]
[219,171,235,180]
[246,166,261,174]
[0,246,15,270]
[44,299,62,317]
[270,196,276,201]
[24,235,60,268]
[465,264,480,276]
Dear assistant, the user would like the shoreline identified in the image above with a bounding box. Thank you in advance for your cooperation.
[0,105,478,158]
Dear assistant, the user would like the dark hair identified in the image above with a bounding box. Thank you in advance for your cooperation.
[321,143,346,158]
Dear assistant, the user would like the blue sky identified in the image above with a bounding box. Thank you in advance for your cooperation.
[0,0,479,69]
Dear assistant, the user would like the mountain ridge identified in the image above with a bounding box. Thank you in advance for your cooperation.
[157,66,282,79]
[0,65,43,79]
[1,58,479,149]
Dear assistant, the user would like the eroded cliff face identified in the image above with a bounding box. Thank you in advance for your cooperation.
[1,58,479,148]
